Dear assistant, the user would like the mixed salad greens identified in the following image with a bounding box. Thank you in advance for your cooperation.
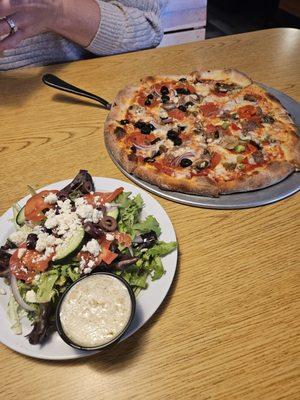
[0,170,177,345]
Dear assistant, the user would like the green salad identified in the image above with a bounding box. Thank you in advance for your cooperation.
[0,170,177,344]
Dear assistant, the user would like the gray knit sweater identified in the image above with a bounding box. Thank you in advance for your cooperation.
[0,0,167,71]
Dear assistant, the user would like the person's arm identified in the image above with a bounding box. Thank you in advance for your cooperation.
[0,0,166,53]
[86,0,167,55]
[0,0,100,51]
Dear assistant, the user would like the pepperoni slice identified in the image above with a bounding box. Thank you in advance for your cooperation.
[200,103,220,117]
[210,152,222,169]
[137,92,158,108]
[168,109,185,121]
[125,132,156,146]
[154,162,173,176]
[237,105,257,119]
[230,123,240,131]
[205,123,217,133]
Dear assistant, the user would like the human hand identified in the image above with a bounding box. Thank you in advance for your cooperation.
[0,0,63,51]
[0,0,100,52]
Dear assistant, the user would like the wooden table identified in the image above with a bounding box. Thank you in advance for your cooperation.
[0,28,299,400]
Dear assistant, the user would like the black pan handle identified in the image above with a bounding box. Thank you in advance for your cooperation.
[42,74,111,110]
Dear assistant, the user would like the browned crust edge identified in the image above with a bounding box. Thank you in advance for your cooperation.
[104,84,139,173]
[133,165,219,197]
[219,161,295,194]
[256,85,300,168]
[104,71,299,196]
[193,68,253,87]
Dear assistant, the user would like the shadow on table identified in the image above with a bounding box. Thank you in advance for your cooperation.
[51,93,104,110]
[0,64,65,108]
[29,254,180,371]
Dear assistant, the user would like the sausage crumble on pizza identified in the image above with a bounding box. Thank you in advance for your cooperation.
[104,69,300,197]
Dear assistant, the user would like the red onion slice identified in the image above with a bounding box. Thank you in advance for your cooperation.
[10,274,35,312]
[160,117,173,124]
[132,143,157,151]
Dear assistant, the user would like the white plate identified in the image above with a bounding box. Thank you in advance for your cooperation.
[0,177,178,360]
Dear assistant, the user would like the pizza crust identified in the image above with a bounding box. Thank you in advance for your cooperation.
[193,68,253,87]
[104,84,140,173]
[104,68,299,197]
[219,161,294,194]
[133,165,219,197]
[105,84,139,124]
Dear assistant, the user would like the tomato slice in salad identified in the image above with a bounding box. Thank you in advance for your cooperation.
[22,249,54,272]
[77,251,103,269]
[25,190,58,222]
[9,244,53,283]
[102,247,118,265]
[77,237,119,270]
[114,232,132,248]
[84,187,124,206]
[9,245,36,283]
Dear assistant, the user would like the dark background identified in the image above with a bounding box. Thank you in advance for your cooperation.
[206,0,300,39]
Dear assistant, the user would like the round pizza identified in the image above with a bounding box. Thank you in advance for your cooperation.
[104,69,300,197]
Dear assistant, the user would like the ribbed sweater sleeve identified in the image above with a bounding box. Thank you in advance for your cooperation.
[86,0,167,55]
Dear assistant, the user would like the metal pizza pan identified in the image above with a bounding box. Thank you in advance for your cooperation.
[106,85,300,209]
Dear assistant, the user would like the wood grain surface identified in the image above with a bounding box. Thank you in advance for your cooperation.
[0,28,299,400]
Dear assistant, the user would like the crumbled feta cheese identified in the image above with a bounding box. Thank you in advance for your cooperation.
[0,287,6,295]
[44,246,54,258]
[44,214,58,229]
[81,239,100,257]
[57,199,72,213]
[32,225,43,235]
[45,205,81,237]
[76,203,94,220]
[74,197,86,207]
[92,209,103,224]
[55,238,63,245]
[25,290,37,303]
[35,232,57,253]
[35,232,50,252]
[83,267,92,274]
[79,257,86,271]
[45,235,56,247]
[44,192,58,204]
[9,230,29,246]
[74,267,79,273]
[17,248,26,259]
[87,260,95,268]
[106,233,114,241]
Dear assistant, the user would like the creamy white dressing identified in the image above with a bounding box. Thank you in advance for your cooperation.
[59,275,132,347]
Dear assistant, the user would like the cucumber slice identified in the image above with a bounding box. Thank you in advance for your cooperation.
[107,207,119,220]
[16,206,26,226]
[53,227,85,263]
